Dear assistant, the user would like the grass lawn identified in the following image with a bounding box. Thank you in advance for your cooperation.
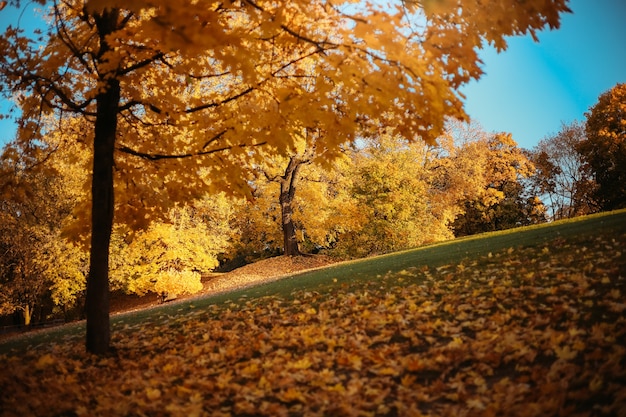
[1,210,625,416]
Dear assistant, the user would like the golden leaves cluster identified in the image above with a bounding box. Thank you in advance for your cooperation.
[1,228,624,416]
[109,195,237,296]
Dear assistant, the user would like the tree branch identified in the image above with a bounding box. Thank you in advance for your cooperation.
[117,140,266,161]
[185,87,255,114]
[243,0,337,53]
[54,1,97,75]
[119,52,165,76]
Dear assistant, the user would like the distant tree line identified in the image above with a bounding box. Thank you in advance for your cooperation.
[527,83,626,219]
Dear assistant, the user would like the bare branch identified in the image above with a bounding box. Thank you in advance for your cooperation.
[243,0,337,52]
[119,52,164,76]
[185,87,255,114]
[117,140,266,161]
[54,1,97,75]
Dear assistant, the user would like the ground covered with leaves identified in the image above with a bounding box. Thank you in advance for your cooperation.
[1,232,625,416]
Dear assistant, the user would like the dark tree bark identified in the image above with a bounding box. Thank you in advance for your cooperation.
[85,10,121,355]
[279,157,304,256]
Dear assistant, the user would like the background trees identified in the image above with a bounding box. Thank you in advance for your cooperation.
[333,134,446,257]
[577,83,626,211]
[255,129,320,257]
[452,132,544,236]
[528,121,597,220]
[524,83,626,218]
[110,195,235,299]
[226,142,348,264]
[0,137,87,325]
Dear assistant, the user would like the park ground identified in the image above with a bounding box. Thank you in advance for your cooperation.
[0,210,625,416]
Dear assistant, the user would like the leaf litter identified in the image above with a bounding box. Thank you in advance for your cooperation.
[1,233,625,416]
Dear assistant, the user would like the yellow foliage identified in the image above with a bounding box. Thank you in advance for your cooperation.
[0,130,89,320]
[110,198,234,296]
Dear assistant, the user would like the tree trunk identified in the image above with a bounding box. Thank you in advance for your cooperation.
[280,191,300,256]
[85,77,119,354]
[85,10,120,355]
[280,157,302,257]
[23,304,32,327]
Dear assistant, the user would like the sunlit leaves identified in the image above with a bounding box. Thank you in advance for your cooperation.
[1,0,572,353]
[0,132,89,324]
[330,128,505,257]
[109,197,235,297]
[1,0,573,172]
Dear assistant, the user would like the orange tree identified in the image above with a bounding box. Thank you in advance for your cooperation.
[451,132,542,236]
[577,83,626,211]
[0,0,571,354]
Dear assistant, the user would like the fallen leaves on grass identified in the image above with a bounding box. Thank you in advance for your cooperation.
[203,255,338,295]
[1,234,625,416]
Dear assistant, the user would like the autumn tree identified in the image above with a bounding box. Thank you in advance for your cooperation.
[529,121,597,219]
[335,124,538,256]
[577,83,626,211]
[0,139,87,325]
[227,146,349,264]
[331,132,482,257]
[0,0,572,354]
[109,194,236,298]
[256,136,314,257]
[451,132,543,236]
[226,182,283,266]
[333,136,429,257]
[252,127,346,257]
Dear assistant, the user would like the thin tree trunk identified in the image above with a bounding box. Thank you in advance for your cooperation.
[280,190,301,256]
[280,157,302,257]
[23,304,31,327]
[85,10,120,354]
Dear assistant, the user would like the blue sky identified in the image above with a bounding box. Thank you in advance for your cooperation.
[461,0,626,149]
[1,0,625,150]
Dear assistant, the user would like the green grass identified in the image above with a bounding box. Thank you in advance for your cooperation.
[2,209,624,354]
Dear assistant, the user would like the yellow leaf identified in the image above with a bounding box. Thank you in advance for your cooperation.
[554,345,577,361]
[35,354,55,370]
[292,357,313,370]
[278,387,306,403]
[467,398,486,410]
[405,357,423,372]
[145,388,161,400]
[401,374,416,387]
[176,385,194,397]
[589,375,603,392]
[327,383,346,393]
[377,366,399,376]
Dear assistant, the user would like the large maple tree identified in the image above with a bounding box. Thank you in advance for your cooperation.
[0,0,571,353]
